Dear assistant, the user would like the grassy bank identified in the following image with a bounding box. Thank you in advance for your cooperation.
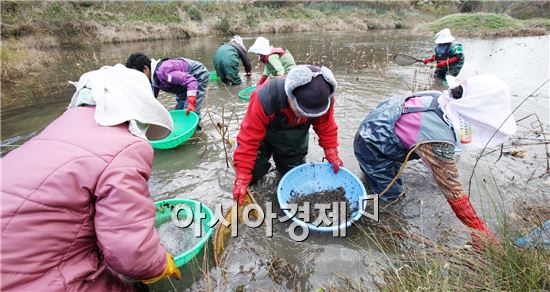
[0,1,420,49]
[3,1,548,49]
[426,12,550,37]
[329,200,550,291]
[383,243,550,291]
[352,170,550,291]
[1,1,549,111]
[1,1,424,111]
[380,215,550,291]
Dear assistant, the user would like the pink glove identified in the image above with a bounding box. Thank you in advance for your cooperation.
[324,148,343,173]
[233,173,252,205]
[186,96,196,115]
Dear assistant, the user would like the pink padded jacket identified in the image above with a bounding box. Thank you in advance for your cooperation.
[1,106,166,291]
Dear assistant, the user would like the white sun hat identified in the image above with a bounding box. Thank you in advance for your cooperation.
[438,74,517,150]
[230,35,246,51]
[248,37,272,55]
[434,28,455,44]
[68,64,173,141]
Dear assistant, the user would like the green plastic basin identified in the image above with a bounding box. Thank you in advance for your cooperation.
[149,110,198,150]
[154,199,214,267]
[209,71,220,81]
[237,85,258,101]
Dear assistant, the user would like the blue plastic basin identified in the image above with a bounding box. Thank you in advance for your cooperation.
[277,162,367,232]
[515,219,550,249]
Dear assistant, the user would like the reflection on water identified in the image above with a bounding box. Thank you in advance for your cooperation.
[1,31,548,290]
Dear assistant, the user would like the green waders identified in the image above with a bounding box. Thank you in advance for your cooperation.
[251,122,310,184]
[214,44,242,85]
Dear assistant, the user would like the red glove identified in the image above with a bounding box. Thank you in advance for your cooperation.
[186,96,196,115]
[436,57,458,68]
[324,148,343,173]
[257,75,268,86]
[447,195,499,250]
[436,60,448,68]
[232,172,252,205]
[423,55,435,65]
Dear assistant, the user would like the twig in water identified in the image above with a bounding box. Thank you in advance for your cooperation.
[203,96,233,167]
[467,79,550,195]
[495,144,504,163]
[221,106,229,168]
[516,113,550,173]
[167,277,177,292]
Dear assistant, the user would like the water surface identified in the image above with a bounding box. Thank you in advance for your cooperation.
[1,31,548,290]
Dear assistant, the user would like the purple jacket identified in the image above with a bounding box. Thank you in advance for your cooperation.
[1,107,166,291]
[153,58,198,98]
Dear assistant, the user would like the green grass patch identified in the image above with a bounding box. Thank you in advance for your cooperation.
[282,7,324,21]
[427,13,525,35]
[122,3,181,24]
[522,18,550,30]
[214,17,232,35]
[0,47,27,63]
[88,11,118,24]
[183,3,202,21]
[305,2,359,15]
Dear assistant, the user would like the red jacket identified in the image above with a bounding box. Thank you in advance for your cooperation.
[234,78,338,176]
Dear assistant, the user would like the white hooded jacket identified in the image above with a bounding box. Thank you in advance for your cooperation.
[439,74,517,150]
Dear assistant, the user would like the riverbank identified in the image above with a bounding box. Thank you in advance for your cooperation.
[1,1,549,112]
[2,2,548,49]
[0,1,421,111]
[1,2,422,49]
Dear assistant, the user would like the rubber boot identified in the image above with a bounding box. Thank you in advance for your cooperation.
[447,195,499,249]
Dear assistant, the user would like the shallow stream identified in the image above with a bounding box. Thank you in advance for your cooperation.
[1,31,548,291]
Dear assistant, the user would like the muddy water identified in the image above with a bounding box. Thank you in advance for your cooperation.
[1,31,548,290]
